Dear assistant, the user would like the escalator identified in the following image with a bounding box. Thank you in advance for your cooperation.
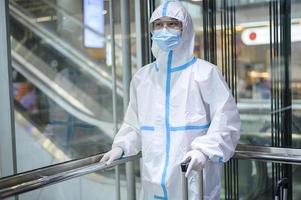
[9,0,126,162]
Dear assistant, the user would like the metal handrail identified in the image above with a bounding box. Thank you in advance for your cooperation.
[2,144,301,199]
[0,153,141,199]
[233,144,301,165]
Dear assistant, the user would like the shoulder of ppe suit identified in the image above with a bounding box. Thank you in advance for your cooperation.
[131,62,155,83]
[193,58,222,79]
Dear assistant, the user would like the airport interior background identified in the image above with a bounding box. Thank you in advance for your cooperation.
[1,0,301,199]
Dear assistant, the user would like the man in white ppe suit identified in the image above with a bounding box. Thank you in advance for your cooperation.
[101,1,240,199]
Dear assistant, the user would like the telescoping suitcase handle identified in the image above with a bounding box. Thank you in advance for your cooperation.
[181,161,204,200]
[275,178,288,200]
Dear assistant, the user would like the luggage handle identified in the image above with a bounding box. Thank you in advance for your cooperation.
[181,161,189,200]
[181,161,190,172]
[181,161,203,200]
[275,178,288,200]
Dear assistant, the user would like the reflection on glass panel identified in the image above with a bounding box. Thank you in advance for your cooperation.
[221,160,301,199]
[231,1,272,146]
[291,1,301,149]
[13,74,113,172]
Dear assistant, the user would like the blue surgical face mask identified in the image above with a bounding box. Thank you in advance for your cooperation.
[152,28,182,51]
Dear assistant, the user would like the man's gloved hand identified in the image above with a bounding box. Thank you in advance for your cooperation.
[100,147,123,166]
[181,150,208,177]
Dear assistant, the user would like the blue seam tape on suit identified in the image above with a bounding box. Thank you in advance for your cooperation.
[160,50,173,199]
[157,53,202,199]
[170,123,210,131]
[162,1,170,16]
[170,57,196,72]
[140,123,210,132]
[154,194,166,199]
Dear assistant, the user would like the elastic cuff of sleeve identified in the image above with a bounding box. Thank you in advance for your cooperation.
[208,156,224,163]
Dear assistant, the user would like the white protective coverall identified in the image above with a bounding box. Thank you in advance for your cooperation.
[112,1,240,199]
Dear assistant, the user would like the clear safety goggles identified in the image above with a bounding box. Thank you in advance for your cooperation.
[151,19,183,32]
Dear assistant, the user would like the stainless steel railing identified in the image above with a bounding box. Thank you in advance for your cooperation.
[0,153,141,199]
[234,144,301,165]
[2,144,301,199]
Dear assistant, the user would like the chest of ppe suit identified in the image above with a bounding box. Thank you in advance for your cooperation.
[112,1,240,200]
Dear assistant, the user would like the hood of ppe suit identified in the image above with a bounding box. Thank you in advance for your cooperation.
[150,1,195,69]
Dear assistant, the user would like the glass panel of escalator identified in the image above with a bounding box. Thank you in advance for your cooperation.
[8,0,130,172]
[10,0,108,74]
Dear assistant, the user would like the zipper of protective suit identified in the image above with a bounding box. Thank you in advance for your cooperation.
[159,50,173,200]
